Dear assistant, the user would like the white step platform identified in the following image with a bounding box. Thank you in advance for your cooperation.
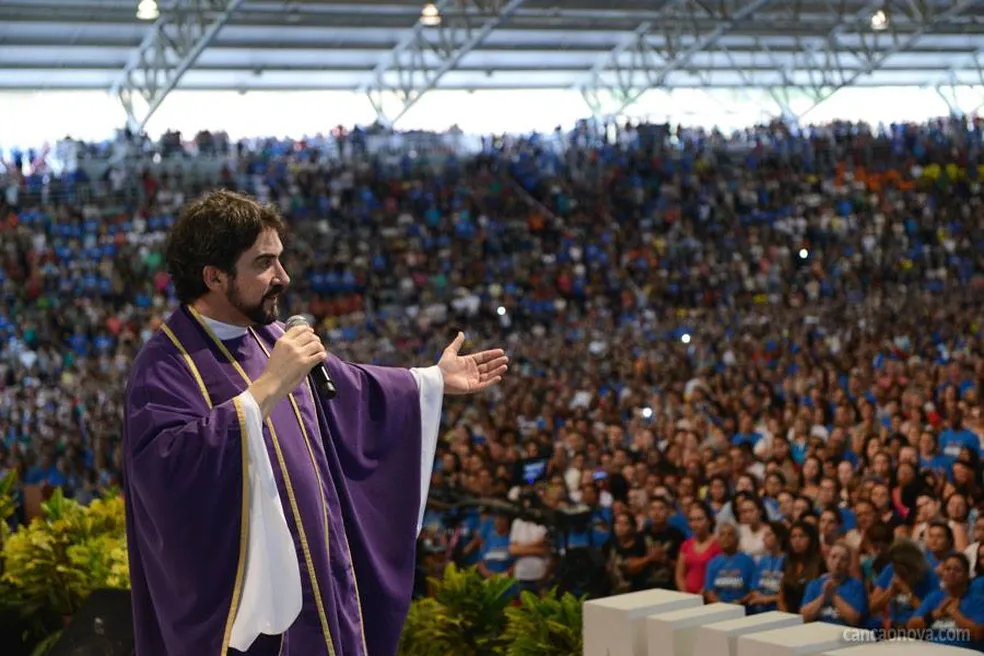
[818,639,982,656]
[737,622,873,656]
[646,602,745,656]
[583,589,703,656]
[692,611,803,656]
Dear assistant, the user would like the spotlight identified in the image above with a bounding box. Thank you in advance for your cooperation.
[870,10,888,31]
[136,0,159,20]
[421,2,441,26]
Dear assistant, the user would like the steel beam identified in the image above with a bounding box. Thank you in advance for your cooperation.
[357,0,528,126]
[575,0,775,118]
[108,0,245,132]
[927,46,984,116]
[711,0,984,121]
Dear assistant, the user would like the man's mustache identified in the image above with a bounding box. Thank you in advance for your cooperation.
[265,285,286,298]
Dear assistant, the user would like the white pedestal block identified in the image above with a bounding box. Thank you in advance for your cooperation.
[737,622,872,656]
[819,640,982,656]
[646,602,745,656]
[583,589,703,656]
[692,611,803,656]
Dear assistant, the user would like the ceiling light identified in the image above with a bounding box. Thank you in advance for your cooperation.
[870,10,888,31]
[421,2,441,27]
[137,0,160,20]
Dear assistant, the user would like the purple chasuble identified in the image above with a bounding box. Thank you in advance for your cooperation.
[122,306,423,656]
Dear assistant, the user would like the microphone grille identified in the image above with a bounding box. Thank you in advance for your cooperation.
[285,315,309,330]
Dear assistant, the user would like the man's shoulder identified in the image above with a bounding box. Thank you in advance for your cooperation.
[127,329,189,390]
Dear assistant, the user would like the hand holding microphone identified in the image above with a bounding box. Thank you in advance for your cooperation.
[284,315,337,401]
[247,316,336,418]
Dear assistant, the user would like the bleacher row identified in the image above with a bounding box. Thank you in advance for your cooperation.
[585,588,977,656]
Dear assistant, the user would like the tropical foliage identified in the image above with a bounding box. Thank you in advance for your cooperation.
[0,479,584,656]
[397,564,583,656]
[0,483,129,655]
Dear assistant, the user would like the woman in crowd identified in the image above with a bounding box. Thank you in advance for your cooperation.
[747,521,787,614]
[736,494,768,559]
[909,553,984,650]
[870,483,904,534]
[855,521,894,588]
[676,503,720,595]
[705,475,731,517]
[926,521,957,572]
[779,520,824,614]
[945,492,972,551]
[800,543,867,626]
[844,500,875,553]
[605,510,653,594]
[703,523,756,604]
[868,539,938,629]
[799,457,823,501]
[791,496,814,524]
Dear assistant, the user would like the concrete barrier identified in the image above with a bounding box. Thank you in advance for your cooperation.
[646,602,745,656]
[692,611,803,656]
[736,622,873,656]
[582,589,703,656]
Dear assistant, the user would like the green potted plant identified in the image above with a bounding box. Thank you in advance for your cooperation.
[503,588,583,656]
[1,488,129,655]
[397,563,515,656]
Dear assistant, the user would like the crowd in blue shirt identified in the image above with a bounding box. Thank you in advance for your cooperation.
[5,118,984,649]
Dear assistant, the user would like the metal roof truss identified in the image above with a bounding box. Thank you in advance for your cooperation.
[109,0,245,132]
[358,0,529,126]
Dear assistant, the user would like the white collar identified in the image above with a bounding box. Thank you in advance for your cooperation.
[201,315,248,341]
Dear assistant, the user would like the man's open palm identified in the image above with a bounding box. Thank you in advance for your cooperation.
[438,332,509,395]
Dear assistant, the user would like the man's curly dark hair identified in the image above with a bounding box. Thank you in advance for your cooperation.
[164,189,286,304]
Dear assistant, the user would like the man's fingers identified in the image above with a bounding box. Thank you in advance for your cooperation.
[445,331,465,355]
[303,339,326,355]
[475,376,503,391]
[286,325,316,340]
[482,364,508,380]
[472,348,506,364]
[479,356,509,374]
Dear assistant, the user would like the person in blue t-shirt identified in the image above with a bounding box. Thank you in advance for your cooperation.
[704,523,756,604]
[869,539,939,629]
[477,512,516,578]
[909,553,984,650]
[747,522,787,614]
[939,410,981,462]
[800,543,867,626]
[924,521,956,574]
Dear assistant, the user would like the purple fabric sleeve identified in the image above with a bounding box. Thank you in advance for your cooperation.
[319,354,424,656]
[123,340,248,656]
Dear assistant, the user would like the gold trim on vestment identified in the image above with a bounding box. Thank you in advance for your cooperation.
[161,324,213,407]
[186,305,337,656]
[254,325,370,656]
[160,324,248,656]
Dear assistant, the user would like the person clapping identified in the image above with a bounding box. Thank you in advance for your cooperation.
[800,543,867,626]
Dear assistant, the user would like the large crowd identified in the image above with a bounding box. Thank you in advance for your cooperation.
[5,116,984,649]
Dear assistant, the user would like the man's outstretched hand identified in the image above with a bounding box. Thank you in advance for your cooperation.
[438,332,509,396]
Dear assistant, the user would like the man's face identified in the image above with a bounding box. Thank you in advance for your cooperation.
[818,479,837,505]
[225,229,290,325]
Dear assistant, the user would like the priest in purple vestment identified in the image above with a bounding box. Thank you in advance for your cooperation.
[122,190,508,656]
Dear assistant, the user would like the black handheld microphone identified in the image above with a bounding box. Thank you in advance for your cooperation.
[285,315,337,400]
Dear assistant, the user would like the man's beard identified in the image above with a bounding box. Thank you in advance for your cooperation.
[227,279,285,326]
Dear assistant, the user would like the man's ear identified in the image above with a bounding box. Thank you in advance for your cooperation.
[202,266,227,292]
